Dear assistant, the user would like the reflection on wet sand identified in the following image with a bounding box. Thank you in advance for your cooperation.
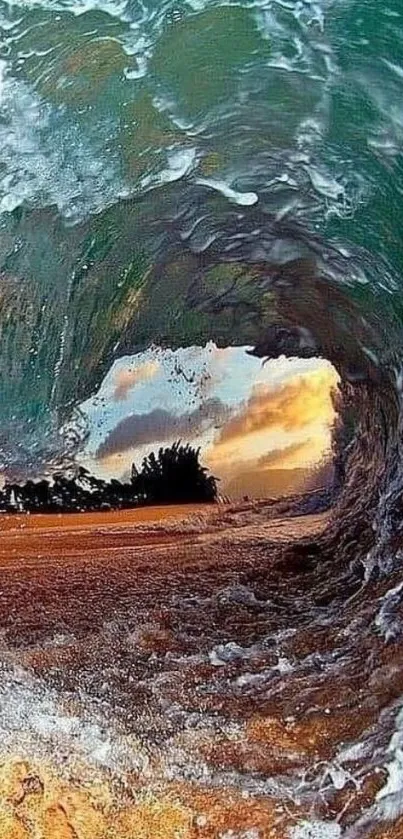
[0,502,402,837]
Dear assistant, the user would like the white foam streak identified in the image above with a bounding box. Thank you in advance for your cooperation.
[375,580,403,642]
[362,705,403,825]
[196,178,258,206]
[141,147,197,190]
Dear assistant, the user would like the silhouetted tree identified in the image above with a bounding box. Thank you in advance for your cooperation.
[133,441,218,504]
[0,442,217,514]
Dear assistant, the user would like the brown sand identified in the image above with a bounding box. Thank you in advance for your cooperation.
[0,503,400,838]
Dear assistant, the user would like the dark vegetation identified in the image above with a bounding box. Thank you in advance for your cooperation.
[0,442,218,514]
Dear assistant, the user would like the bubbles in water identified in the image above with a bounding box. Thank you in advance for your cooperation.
[290,822,341,839]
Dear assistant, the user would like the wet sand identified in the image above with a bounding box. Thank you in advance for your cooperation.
[0,503,213,532]
[0,503,401,838]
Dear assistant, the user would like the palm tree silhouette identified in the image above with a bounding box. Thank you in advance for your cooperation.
[133,442,218,504]
[0,442,218,514]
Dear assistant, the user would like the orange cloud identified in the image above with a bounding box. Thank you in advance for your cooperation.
[209,438,334,500]
[216,367,338,447]
[256,439,315,470]
[205,366,339,497]
[224,464,312,500]
[113,360,159,401]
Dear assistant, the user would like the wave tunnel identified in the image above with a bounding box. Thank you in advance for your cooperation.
[1,0,403,836]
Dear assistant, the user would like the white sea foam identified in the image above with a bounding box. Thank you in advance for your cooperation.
[350,703,403,830]
[3,0,131,19]
[209,642,251,667]
[0,0,366,228]
[306,166,344,202]
[196,178,258,206]
[0,61,126,220]
[375,579,403,642]
[290,820,341,839]
[141,146,197,190]
[0,663,146,776]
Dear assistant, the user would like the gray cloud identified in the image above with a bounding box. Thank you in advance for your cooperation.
[96,398,230,460]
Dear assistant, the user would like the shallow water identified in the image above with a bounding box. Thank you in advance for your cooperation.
[0,502,401,838]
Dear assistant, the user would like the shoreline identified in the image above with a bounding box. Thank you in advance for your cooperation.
[0,502,216,533]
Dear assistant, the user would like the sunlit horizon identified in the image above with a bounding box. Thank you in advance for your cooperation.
[77,345,339,498]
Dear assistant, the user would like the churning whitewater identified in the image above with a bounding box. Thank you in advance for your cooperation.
[0,0,403,836]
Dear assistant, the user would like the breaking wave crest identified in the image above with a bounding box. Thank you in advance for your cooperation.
[1,0,403,835]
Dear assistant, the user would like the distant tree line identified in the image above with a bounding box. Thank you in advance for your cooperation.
[0,442,218,514]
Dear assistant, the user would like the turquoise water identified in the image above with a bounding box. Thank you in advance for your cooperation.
[2,4,403,833]
[0,0,401,248]
[0,0,402,470]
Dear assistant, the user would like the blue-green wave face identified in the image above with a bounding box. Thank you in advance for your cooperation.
[3,1,403,829]
[0,0,402,491]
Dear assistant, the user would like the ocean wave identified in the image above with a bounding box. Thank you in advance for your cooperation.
[0,0,402,834]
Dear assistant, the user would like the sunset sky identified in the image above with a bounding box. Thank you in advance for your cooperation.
[79,344,339,498]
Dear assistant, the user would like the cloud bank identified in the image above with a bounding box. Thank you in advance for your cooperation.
[97,398,230,460]
[215,368,337,447]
